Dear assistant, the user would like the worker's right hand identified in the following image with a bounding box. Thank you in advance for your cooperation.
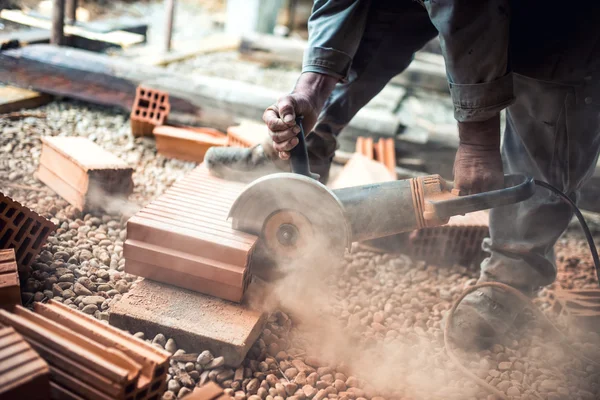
[453,115,504,195]
[262,72,338,160]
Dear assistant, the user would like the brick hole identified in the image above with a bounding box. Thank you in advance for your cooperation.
[5,207,15,218]
[140,89,146,96]
[160,95,166,102]
[126,382,136,393]
[126,396,134,400]
[151,380,162,392]
[135,110,141,116]
[139,99,150,109]
[154,93,159,100]
[148,394,159,400]
[22,252,32,266]
[135,389,148,399]
[30,220,40,235]
[33,226,50,250]
[154,367,165,378]
[142,111,147,117]
[149,112,154,118]
[0,228,13,247]
[14,218,32,242]
[0,202,6,213]
[0,219,5,232]
[16,237,29,262]
[13,211,24,226]
[155,113,161,120]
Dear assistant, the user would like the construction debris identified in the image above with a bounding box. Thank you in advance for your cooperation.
[153,126,227,162]
[109,279,266,367]
[227,121,269,148]
[35,136,134,211]
[130,86,171,137]
[124,165,256,303]
[0,325,50,400]
[0,192,56,275]
[0,249,21,310]
[0,300,170,400]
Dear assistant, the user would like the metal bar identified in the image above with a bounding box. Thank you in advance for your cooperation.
[164,0,175,52]
[66,0,77,25]
[51,0,66,45]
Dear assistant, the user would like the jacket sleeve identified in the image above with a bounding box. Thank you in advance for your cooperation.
[425,0,514,122]
[302,0,373,81]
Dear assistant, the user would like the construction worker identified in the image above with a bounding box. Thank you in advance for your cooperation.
[206,1,600,348]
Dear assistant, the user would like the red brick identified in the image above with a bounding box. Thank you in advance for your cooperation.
[0,326,50,400]
[373,138,396,175]
[0,193,56,274]
[124,165,257,303]
[0,249,20,310]
[35,136,134,211]
[130,86,170,137]
[153,125,227,162]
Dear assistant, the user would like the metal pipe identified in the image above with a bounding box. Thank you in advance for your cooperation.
[66,0,77,25]
[51,0,66,46]
[164,0,176,52]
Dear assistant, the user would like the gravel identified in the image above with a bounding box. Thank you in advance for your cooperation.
[1,100,599,400]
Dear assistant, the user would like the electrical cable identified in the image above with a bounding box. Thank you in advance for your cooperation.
[444,180,600,399]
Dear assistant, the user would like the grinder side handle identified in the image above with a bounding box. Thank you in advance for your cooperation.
[426,174,535,220]
[289,117,319,180]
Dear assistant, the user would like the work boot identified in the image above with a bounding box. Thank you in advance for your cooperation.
[205,138,332,184]
[446,284,528,349]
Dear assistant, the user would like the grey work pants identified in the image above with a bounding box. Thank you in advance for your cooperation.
[306,4,600,290]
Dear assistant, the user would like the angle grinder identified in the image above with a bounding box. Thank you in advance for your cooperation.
[229,119,535,280]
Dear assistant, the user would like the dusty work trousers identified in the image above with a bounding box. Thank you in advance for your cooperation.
[306,3,600,291]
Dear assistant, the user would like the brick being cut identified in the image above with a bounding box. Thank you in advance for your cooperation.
[0,249,21,309]
[124,165,256,303]
[0,301,170,400]
[0,192,56,274]
[0,326,50,400]
[35,136,134,211]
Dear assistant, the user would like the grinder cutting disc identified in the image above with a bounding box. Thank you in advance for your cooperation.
[229,173,350,277]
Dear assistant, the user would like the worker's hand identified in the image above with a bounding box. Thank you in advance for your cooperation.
[453,115,504,195]
[263,72,338,159]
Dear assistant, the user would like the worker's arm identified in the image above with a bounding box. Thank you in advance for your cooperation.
[263,0,372,158]
[426,0,513,194]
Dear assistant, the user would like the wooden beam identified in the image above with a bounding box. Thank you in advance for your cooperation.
[51,0,65,45]
[0,9,145,48]
[66,0,77,24]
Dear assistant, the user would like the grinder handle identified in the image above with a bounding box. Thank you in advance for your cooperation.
[430,174,535,219]
[289,117,319,180]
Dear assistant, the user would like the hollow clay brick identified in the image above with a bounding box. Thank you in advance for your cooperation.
[109,279,266,367]
[0,249,20,309]
[0,306,142,399]
[373,138,396,175]
[226,121,268,148]
[124,165,257,303]
[35,136,134,212]
[0,192,56,275]
[0,326,50,400]
[153,125,227,162]
[130,86,170,137]
[34,300,169,397]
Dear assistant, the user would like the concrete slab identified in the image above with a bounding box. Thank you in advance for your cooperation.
[109,279,266,367]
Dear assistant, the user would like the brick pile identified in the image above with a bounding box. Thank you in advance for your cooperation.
[153,126,227,162]
[0,325,50,400]
[0,192,56,274]
[35,136,134,211]
[355,136,396,174]
[0,249,21,310]
[124,165,257,303]
[130,86,170,137]
[0,300,170,400]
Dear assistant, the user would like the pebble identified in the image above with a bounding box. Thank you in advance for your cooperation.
[152,333,167,347]
[167,379,180,393]
[206,356,225,369]
[165,338,177,354]
[197,350,214,365]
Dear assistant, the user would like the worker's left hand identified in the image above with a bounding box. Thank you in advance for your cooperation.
[453,115,504,195]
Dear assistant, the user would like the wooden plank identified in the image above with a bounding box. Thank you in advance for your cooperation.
[0,85,51,114]
[0,10,145,48]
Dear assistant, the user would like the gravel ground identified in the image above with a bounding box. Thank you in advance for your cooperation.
[1,100,600,400]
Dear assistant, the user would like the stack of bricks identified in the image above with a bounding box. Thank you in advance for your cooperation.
[0,325,50,400]
[35,136,134,212]
[226,121,269,148]
[124,165,257,303]
[0,300,170,400]
[0,249,21,310]
[130,86,170,137]
[0,192,56,275]
[153,126,228,163]
[355,136,396,175]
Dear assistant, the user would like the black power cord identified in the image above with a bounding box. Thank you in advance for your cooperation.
[534,179,600,284]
